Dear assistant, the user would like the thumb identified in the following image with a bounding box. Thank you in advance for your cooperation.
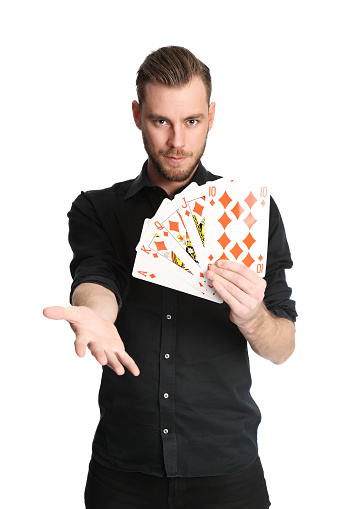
[43,306,68,320]
[43,306,81,323]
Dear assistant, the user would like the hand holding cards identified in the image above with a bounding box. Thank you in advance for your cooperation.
[132,178,270,303]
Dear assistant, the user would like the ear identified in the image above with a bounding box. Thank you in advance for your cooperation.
[208,102,216,131]
[132,100,142,130]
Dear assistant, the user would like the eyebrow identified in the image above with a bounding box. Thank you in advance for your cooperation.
[146,113,206,122]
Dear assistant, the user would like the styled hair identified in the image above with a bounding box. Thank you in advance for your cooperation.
[136,46,212,106]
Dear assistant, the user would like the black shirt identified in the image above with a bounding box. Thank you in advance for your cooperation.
[68,161,297,478]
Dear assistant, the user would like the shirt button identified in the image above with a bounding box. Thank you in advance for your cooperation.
[166,314,172,320]
[164,393,169,399]
[164,353,170,359]
[163,428,169,434]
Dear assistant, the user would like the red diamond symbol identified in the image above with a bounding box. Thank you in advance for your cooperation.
[209,199,215,206]
[150,273,156,279]
[242,253,255,268]
[219,191,232,209]
[208,254,214,261]
[231,201,245,219]
[230,243,243,260]
[218,232,231,250]
[243,212,257,229]
[243,232,256,250]
[168,220,180,232]
[154,241,167,251]
[244,192,257,209]
[185,210,190,217]
[261,200,266,206]
[219,252,229,261]
[193,202,204,216]
[258,254,263,262]
[164,231,168,237]
[218,212,232,230]
[152,253,159,258]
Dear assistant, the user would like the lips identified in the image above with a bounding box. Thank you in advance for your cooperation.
[165,156,187,163]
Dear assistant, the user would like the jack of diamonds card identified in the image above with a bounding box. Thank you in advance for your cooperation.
[175,183,207,269]
[205,178,270,277]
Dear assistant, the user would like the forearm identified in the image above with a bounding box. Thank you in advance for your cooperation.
[72,283,119,323]
[237,304,295,365]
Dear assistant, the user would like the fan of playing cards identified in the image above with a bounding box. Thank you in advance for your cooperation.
[132,178,270,303]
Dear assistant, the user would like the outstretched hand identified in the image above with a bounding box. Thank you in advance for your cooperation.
[43,305,140,376]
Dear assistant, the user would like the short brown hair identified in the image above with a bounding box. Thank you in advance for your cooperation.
[136,46,212,106]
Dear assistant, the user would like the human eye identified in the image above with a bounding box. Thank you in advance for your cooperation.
[186,119,198,126]
[155,119,168,126]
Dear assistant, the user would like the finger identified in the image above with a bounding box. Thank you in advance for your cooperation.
[210,274,250,309]
[87,342,108,366]
[115,351,140,377]
[207,266,255,296]
[43,305,84,324]
[74,334,88,357]
[106,353,126,376]
[208,261,266,297]
[212,279,244,315]
[43,306,68,320]
[215,260,262,285]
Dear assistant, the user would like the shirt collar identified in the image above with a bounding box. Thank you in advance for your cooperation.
[124,160,210,200]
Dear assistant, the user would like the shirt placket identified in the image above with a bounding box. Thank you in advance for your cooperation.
[159,287,178,477]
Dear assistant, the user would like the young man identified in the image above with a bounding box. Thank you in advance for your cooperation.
[44,46,296,508]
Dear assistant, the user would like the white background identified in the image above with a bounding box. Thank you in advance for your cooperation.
[1,1,338,507]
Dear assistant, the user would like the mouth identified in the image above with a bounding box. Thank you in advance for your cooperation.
[164,156,187,164]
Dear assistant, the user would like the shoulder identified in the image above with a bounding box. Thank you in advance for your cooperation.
[71,178,135,207]
[85,178,135,200]
[68,178,137,222]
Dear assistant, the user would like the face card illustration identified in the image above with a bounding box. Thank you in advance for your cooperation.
[136,221,222,302]
[146,223,222,300]
[205,178,270,277]
[151,198,201,266]
[175,183,207,269]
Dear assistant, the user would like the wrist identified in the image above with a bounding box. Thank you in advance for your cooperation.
[236,303,267,336]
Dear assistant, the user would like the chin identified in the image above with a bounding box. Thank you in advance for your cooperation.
[153,158,200,183]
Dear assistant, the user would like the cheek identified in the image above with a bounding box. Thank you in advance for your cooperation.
[188,125,208,144]
[146,127,166,149]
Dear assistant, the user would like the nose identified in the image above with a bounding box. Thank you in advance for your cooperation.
[168,124,185,148]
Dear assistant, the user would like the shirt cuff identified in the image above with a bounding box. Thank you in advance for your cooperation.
[267,304,298,323]
[70,275,123,311]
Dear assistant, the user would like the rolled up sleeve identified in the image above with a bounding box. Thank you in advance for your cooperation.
[264,197,297,322]
[68,191,127,310]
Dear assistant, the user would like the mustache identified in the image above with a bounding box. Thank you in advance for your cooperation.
[158,149,193,157]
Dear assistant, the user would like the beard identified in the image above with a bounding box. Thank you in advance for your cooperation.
[142,130,208,183]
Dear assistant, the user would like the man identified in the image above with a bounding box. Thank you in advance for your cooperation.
[44,46,296,508]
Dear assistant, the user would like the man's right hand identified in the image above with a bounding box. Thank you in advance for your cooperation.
[43,305,140,376]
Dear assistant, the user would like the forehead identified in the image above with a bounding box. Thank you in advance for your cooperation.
[142,77,209,116]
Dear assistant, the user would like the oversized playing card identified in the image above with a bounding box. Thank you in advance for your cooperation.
[175,183,207,270]
[151,196,201,266]
[133,250,215,299]
[204,178,270,276]
[135,219,222,302]
[132,177,270,301]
